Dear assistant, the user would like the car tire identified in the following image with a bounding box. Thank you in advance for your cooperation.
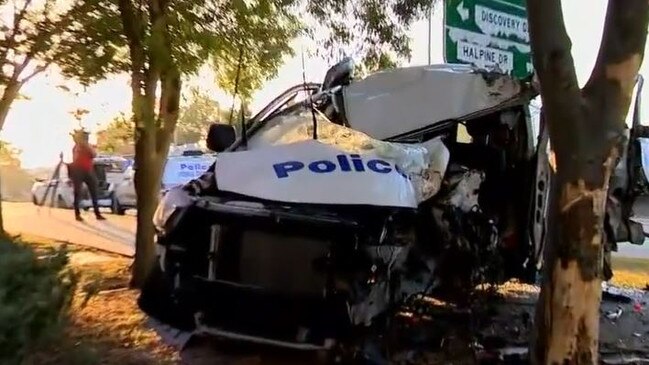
[111,194,126,215]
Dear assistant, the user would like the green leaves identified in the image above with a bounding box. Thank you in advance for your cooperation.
[307,0,437,67]
[56,0,301,91]
[0,237,76,364]
[211,0,301,99]
[55,0,127,85]
[96,113,134,154]
[51,0,434,96]
[1,0,78,83]
[97,89,224,149]
[0,140,21,167]
[175,87,221,144]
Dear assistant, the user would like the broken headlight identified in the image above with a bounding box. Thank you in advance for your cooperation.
[153,186,193,233]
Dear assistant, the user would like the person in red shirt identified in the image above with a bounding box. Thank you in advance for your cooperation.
[69,130,105,221]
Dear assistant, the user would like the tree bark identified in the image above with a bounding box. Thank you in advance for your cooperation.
[0,81,21,132]
[129,72,180,288]
[120,0,181,288]
[0,76,25,235]
[528,0,649,364]
[131,105,163,287]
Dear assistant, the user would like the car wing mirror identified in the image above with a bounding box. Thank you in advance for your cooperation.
[206,123,236,152]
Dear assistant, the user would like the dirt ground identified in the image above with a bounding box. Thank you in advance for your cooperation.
[22,237,177,365]
[18,236,649,365]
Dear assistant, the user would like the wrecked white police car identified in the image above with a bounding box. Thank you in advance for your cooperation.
[139,61,645,352]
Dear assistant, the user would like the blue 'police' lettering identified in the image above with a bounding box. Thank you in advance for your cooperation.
[336,155,351,172]
[367,159,392,173]
[308,160,336,173]
[394,165,410,180]
[273,161,305,178]
[350,154,365,172]
[271,155,409,180]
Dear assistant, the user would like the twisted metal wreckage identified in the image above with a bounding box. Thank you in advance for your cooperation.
[138,60,648,362]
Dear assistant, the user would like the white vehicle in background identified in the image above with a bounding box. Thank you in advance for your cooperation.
[31,155,130,214]
[112,148,214,214]
[31,167,75,208]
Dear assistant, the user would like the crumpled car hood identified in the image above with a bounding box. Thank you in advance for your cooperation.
[214,112,450,208]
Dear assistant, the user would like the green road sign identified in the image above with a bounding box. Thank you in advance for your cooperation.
[444,0,533,79]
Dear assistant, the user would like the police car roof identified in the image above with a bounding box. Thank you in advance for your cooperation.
[341,63,533,140]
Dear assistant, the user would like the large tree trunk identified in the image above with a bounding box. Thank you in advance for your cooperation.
[528,1,649,363]
[0,79,23,235]
[131,125,164,287]
[0,84,20,131]
[119,0,180,288]
[129,72,180,288]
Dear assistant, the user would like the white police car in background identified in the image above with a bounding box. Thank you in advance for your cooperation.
[112,147,214,215]
[32,155,129,212]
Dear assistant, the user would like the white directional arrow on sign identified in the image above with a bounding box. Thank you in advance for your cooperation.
[456,1,470,21]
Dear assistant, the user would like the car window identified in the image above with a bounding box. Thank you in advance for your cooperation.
[228,84,320,151]
[95,159,128,173]
[246,103,314,148]
[259,89,312,122]
[107,161,127,173]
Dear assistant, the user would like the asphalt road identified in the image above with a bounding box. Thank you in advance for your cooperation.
[3,200,649,260]
[4,201,135,256]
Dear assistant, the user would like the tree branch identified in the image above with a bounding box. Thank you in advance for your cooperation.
[0,78,22,130]
[12,53,32,78]
[526,0,581,110]
[526,0,586,174]
[0,0,34,65]
[118,0,147,96]
[150,0,180,153]
[582,0,649,120]
[18,62,49,84]
[146,0,166,90]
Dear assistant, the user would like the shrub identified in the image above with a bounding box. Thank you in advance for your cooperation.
[0,237,76,364]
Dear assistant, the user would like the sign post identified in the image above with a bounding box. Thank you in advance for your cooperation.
[444,0,532,79]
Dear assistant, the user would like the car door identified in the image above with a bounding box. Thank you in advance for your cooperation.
[115,166,137,207]
[607,74,646,246]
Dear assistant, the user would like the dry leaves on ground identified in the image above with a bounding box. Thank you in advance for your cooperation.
[22,236,178,365]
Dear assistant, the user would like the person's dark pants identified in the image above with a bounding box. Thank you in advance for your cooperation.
[70,167,101,217]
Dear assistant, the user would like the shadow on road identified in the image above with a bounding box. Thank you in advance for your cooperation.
[49,215,134,248]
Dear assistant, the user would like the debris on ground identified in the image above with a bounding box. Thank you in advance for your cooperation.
[604,284,635,304]
[16,234,649,364]
[606,307,624,320]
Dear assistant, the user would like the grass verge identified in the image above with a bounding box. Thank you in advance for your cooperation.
[18,234,178,365]
[611,256,649,289]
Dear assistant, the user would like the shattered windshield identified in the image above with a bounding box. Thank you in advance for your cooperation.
[247,104,315,148]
